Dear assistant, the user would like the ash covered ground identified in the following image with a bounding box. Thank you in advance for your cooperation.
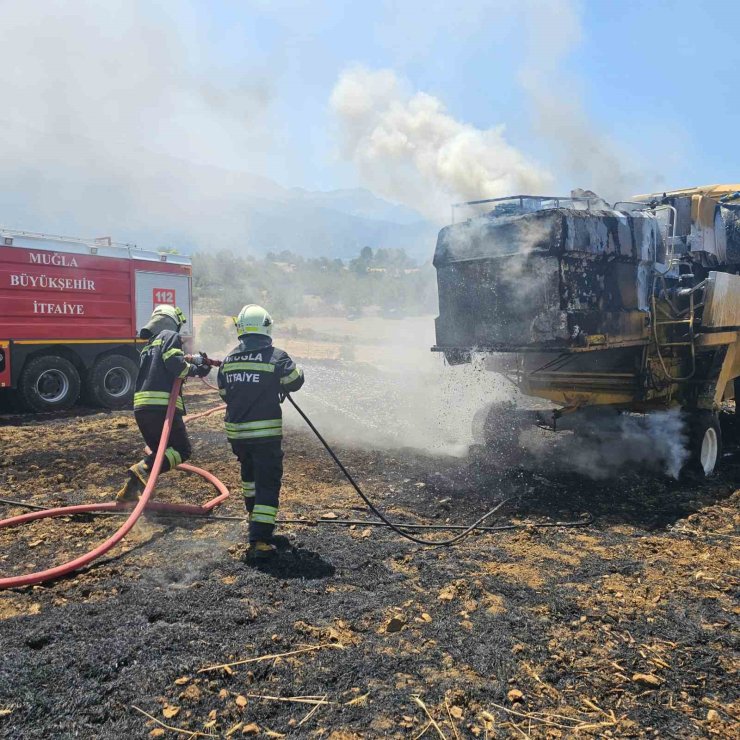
[0,370,738,739]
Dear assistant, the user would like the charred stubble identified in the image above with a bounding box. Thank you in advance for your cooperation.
[0,383,737,738]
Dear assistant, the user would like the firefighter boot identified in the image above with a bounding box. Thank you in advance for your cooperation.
[244,541,277,562]
[116,461,150,502]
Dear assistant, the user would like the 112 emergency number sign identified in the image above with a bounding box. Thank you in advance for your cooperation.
[153,288,176,306]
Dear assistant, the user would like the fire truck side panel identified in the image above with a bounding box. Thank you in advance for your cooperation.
[0,235,192,411]
[0,245,134,339]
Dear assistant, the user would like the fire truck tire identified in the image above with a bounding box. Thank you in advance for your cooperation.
[686,411,722,477]
[88,354,138,409]
[19,355,81,412]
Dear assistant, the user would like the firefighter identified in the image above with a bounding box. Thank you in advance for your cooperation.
[116,304,211,501]
[217,304,305,560]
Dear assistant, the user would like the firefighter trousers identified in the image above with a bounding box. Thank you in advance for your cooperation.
[135,409,192,473]
[230,440,284,543]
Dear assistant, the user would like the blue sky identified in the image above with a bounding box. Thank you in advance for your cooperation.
[1,0,738,228]
[174,0,740,196]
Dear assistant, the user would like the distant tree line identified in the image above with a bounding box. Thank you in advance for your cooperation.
[191,247,438,319]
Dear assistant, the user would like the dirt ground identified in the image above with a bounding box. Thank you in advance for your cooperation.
[0,379,738,739]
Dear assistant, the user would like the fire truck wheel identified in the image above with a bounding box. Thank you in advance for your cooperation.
[686,411,722,477]
[19,355,81,412]
[88,354,138,409]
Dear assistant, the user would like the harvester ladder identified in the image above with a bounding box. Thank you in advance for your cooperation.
[650,277,706,381]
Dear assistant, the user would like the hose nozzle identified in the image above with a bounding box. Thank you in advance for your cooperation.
[185,353,222,367]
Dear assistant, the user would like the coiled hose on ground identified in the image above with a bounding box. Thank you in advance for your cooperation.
[0,380,230,589]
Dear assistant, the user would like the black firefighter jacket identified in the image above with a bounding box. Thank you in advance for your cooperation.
[217,335,304,443]
[133,329,193,414]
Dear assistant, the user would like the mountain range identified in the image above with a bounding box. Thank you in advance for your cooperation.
[0,144,438,262]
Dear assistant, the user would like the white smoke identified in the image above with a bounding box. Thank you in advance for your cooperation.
[330,66,553,222]
[0,0,275,247]
[523,408,689,479]
[0,0,275,169]
[330,2,660,215]
[281,317,514,457]
[518,1,647,200]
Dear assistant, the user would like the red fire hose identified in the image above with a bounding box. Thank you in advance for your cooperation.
[0,377,229,589]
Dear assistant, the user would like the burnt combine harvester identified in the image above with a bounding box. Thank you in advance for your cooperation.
[433,185,740,475]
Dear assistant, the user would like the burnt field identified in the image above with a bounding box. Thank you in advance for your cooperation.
[0,381,738,739]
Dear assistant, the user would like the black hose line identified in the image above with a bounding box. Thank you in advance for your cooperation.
[0,497,48,511]
[0,497,592,533]
[287,394,522,546]
[310,516,593,531]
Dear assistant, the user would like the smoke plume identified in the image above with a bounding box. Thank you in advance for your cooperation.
[330,66,553,222]
[518,1,646,200]
[0,0,274,248]
[331,2,655,215]
[523,408,689,479]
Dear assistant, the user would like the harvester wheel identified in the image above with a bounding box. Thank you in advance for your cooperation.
[471,400,529,465]
[19,355,81,412]
[687,411,722,477]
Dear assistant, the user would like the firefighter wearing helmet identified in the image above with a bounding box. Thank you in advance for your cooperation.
[217,304,305,560]
[116,305,211,501]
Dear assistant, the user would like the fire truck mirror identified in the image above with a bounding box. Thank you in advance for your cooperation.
[0,348,5,373]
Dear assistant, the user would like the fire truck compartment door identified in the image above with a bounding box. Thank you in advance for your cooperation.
[135,271,193,336]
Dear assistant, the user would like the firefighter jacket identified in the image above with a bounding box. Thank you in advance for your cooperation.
[133,329,193,414]
[217,336,305,442]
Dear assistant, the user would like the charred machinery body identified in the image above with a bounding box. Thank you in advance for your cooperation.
[433,186,740,475]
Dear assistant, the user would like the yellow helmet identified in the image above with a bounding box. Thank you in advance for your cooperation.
[152,304,187,330]
[234,304,273,337]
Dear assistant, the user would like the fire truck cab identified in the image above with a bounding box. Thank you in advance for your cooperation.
[0,228,192,412]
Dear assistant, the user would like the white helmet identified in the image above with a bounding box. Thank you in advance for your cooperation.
[140,304,187,338]
[152,304,187,330]
[234,304,273,337]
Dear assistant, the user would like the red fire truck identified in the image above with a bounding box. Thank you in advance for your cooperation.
[0,228,192,412]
